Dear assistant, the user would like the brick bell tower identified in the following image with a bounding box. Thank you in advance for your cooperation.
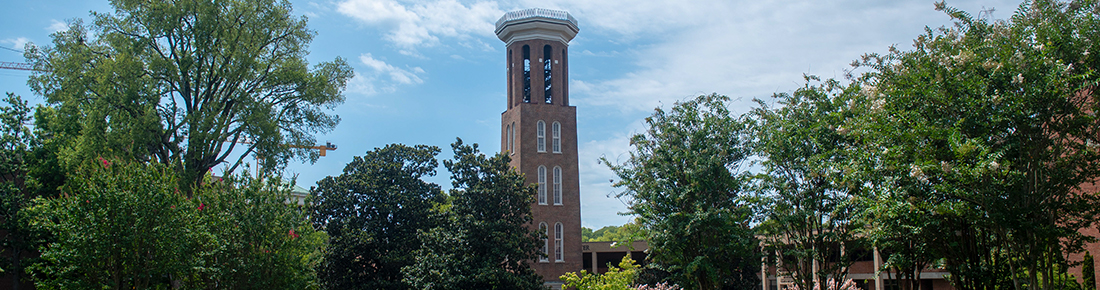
[495,8,581,287]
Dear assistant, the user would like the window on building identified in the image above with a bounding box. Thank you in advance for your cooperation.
[544,45,552,104]
[554,222,564,262]
[537,121,546,152]
[523,45,531,103]
[552,121,561,153]
[539,222,549,262]
[538,166,547,205]
[508,122,514,153]
[553,166,562,205]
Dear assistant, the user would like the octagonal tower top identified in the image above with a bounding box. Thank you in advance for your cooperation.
[495,8,579,46]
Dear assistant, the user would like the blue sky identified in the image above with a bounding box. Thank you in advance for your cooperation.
[1,0,1021,229]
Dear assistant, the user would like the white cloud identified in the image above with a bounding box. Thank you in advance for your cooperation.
[47,19,68,33]
[359,53,425,85]
[337,0,503,53]
[1,37,29,51]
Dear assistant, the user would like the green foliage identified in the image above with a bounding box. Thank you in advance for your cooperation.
[191,173,323,289]
[26,0,353,194]
[750,77,867,290]
[0,93,47,288]
[311,144,444,290]
[846,1,1100,288]
[603,94,760,289]
[561,255,638,290]
[402,138,544,290]
[28,159,321,289]
[1085,251,1096,290]
[583,222,644,243]
[29,159,199,289]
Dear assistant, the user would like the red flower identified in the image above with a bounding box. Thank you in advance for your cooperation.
[289,229,300,239]
[97,157,111,168]
[197,203,205,211]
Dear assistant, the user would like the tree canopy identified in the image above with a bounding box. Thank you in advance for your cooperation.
[27,0,353,194]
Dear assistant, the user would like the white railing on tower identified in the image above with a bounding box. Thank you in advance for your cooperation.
[495,8,578,32]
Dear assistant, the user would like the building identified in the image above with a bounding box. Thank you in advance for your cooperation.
[495,8,583,289]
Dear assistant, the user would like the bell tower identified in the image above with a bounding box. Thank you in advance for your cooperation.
[496,8,581,287]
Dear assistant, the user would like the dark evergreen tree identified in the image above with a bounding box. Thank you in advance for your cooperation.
[311,144,444,290]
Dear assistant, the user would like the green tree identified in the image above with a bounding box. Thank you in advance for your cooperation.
[583,222,645,243]
[750,77,867,290]
[26,0,353,194]
[561,255,639,290]
[0,93,47,289]
[191,173,323,289]
[603,94,760,289]
[311,144,444,290]
[849,1,1100,288]
[402,139,544,290]
[1085,251,1096,290]
[29,159,201,289]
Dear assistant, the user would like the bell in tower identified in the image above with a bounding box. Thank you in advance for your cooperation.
[496,8,582,289]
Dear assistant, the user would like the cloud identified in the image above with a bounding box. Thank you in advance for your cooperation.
[336,0,503,53]
[47,19,68,33]
[359,53,424,85]
[344,53,425,96]
[1,37,29,51]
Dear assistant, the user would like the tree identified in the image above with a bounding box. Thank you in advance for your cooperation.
[561,255,639,290]
[311,144,444,290]
[603,94,760,289]
[191,173,324,289]
[583,222,644,243]
[849,1,1100,288]
[26,0,353,194]
[1086,251,1096,290]
[402,139,544,290]
[29,159,201,289]
[0,93,47,289]
[750,77,867,290]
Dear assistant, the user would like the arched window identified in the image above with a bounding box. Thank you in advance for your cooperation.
[508,122,515,153]
[553,166,562,205]
[554,222,564,262]
[539,222,549,262]
[536,121,546,152]
[537,166,547,205]
[544,45,552,104]
[523,45,531,103]
[552,121,561,153]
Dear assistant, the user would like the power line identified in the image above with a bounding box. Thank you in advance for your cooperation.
[0,46,23,54]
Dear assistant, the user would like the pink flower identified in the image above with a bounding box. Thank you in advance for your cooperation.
[98,157,110,168]
[289,229,300,239]
[197,203,205,211]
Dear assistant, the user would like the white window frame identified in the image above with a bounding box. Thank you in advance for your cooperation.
[539,222,549,262]
[554,222,564,262]
[537,166,547,205]
[553,166,562,205]
[537,120,546,152]
[552,121,561,153]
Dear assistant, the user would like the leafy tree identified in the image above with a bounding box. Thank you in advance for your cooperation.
[29,159,201,289]
[1085,251,1096,290]
[311,144,444,290]
[561,255,639,290]
[603,94,760,289]
[750,77,867,290]
[849,1,1100,288]
[191,173,323,289]
[0,93,47,289]
[26,0,353,194]
[583,222,644,243]
[402,139,544,290]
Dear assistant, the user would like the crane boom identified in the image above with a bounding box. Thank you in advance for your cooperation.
[0,62,39,72]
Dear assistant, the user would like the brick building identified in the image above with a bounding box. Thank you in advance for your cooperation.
[495,8,583,289]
